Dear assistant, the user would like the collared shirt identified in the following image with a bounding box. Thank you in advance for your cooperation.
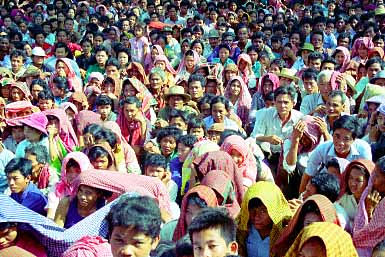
[300,93,325,115]
[247,226,270,257]
[10,182,48,215]
[251,107,303,153]
[305,139,372,177]
[0,147,15,193]
[203,116,240,133]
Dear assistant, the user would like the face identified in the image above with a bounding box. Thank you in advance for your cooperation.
[170,117,187,131]
[185,55,196,70]
[38,99,54,111]
[212,102,228,123]
[24,126,42,143]
[218,48,230,61]
[11,127,25,143]
[55,47,67,59]
[338,37,350,48]
[66,165,81,185]
[192,228,237,257]
[145,165,166,181]
[326,95,344,117]
[106,65,119,78]
[96,51,108,65]
[118,52,129,66]
[225,70,237,81]
[372,165,385,194]
[0,226,18,249]
[367,63,382,79]
[302,183,317,200]
[253,38,264,50]
[150,74,163,90]
[318,77,332,99]
[168,95,184,109]
[348,167,368,197]
[303,78,318,94]
[322,62,335,71]
[110,227,159,257]
[160,136,177,156]
[123,103,139,121]
[97,105,112,119]
[189,81,204,100]
[190,127,205,140]
[10,87,24,102]
[248,202,272,232]
[7,170,30,194]
[11,56,23,72]
[299,238,327,257]
[91,155,109,170]
[77,185,100,208]
[333,128,354,156]
[230,149,243,167]
[302,212,323,227]
[25,153,45,181]
[229,80,242,97]
[192,44,203,56]
[309,58,322,72]
[275,94,294,117]
[155,61,166,70]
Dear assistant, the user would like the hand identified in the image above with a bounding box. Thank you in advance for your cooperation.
[80,69,87,79]
[357,111,368,119]
[267,135,283,145]
[47,125,58,139]
[293,120,306,140]
[335,74,347,92]
[136,92,144,101]
[365,188,382,219]
[288,198,303,214]
[161,170,172,185]
[314,117,328,135]
[312,105,326,116]
[155,119,168,128]
[144,142,161,154]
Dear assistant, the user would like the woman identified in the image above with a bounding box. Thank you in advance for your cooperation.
[9,82,32,103]
[126,62,148,85]
[148,68,167,114]
[236,181,292,257]
[224,76,252,125]
[144,45,164,73]
[333,46,351,72]
[223,63,239,88]
[273,194,340,256]
[338,159,374,229]
[175,50,200,82]
[285,222,358,257]
[86,143,118,171]
[237,53,256,87]
[351,37,374,65]
[154,55,176,87]
[49,58,82,92]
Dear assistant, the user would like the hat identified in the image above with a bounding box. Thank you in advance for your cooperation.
[22,65,40,78]
[162,26,173,32]
[208,29,220,38]
[163,86,191,102]
[1,78,14,87]
[370,70,385,84]
[345,74,357,94]
[20,112,48,135]
[378,103,385,115]
[207,123,225,132]
[0,67,13,79]
[149,21,166,30]
[278,68,299,81]
[224,63,238,72]
[299,43,314,54]
[71,91,88,103]
[88,72,104,83]
[375,5,385,16]
[31,47,46,57]
[366,95,385,105]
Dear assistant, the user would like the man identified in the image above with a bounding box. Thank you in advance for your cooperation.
[251,86,303,170]
[29,47,50,74]
[10,49,27,80]
[204,30,220,58]
[323,90,348,134]
[299,115,372,193]
[107,195,161,257]
[188,208,238,257]
[188,74,205,104]
[307,52,323,72]
[251,31,275,60]
[164,4,185,26]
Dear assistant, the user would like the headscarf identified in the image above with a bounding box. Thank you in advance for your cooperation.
[331,71,347,92]
[44,108,79,152]
[193,150,245,203]
[285,222,358,257]
[236,182,292,257]
[220,135,258,187]
[334,46,351,72]
[75,110,102,135]
[296,115,322,153]
[273,195,340,256]
[10,82,32,102]
[144,45,165,73]
[126,62,149,85]
[258,73,280,95]
[61,236,113,257]
[224,76,252,123]
[237,53,254,85]
[50,58,83,92]
[351,37,374,58]
[181,139,220,194]
[339,159,375,197]
[176,50,200,74]
[201,170,240,218]
[60,102,78,115]
[86,143,118,171]
[55,152,92,198]
[116,107,144,147]
[368,47,385,60]
[172,185,218,241]
[153,55,177,75]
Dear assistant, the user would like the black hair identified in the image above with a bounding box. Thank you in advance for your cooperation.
[94,45,109,55]
[365,57,385,70]
[321,57,337,66]
[66,158,80,170]
[248,197,265,210]
[25,143,49,164]
[153,241,176,257]
[31,79,48,91]
[188,74,205,88]
[0,222,18,231]
[251,31,264,40]
[106,57,120,68]
[270,58,286,70]
[218,129,246,146]
[83,123,103,136]
[265,91,275,102]
[10,49,26,62]
[302,68,318,81]
[94,129,117,150]
[169,109,189,123]
[198,94,215,111]
[210,96,231,111]
[156,126,183,143]
[310,173,340,202]
[217,43,231,52]
[177,134,197,148]
[274,85,297,102]
[106,195,162,239]
[376,156,385,173]
[96,94,113,107]
[87,146,112,168]
[270,35,282,43]
[308,52,324,62]
[176,235,193,257]
[325,157,342,170]
[144,153,167,169]
[5,158,32,177]
[246,45,259,53]
[188,117,205,132]
[337,32,351,43]
[188,207,236,244]
[191,39,204,52]
[328,90,347,103]
[53,77,70,93]
[38,90,54,101]
[333,115,360,139]
[373,239,385,253]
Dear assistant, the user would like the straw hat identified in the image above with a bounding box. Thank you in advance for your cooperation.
[278,68,299,81]
[163,86,191,102]
[207,123,225,132]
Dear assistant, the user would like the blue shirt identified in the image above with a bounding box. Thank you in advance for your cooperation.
[10,182,48,215]
[169,157,182,191]
[247,226,270,257]
[305,139,372,177]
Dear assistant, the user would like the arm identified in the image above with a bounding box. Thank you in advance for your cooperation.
[286,121,305,166]
[54,196,71,228]
[299,173,312,194]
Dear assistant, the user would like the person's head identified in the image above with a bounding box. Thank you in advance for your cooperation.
[218,44,231,62]
[188,74,205,101]
[248,197,273,233]
[30,78,48,101]
[52,76,69,98]
[188,208,238,257]
[107,195,162,257]
[134,22,146,38]
[317,70,333,100]
[144,153,167,181]
[302,68,319,94]
[88,145,113,170]
[303,173,340,202]
[210,96,230,123]
[366,57,384,79]
[177,134,197,163]
[94,46,109,66]
[121,96,142,122]
[10,126,25,143]
[5,158,32,194]
[149,68,166,91]
[332,115,360,156]
[308,52,323,72]
[321,57,337,71]
[188,117,205,140]
[10,49,26,73]
[169,109,189,132]
[37,90,54,111]
[326,90,346,118]
[274,86,297,117]
[25,143,49,181]
[96,95,113,120]
[337,32,351,48]
[0,222,18,249]
[372,239,385,257]
[156,126,183,157]
[372,156,385,195]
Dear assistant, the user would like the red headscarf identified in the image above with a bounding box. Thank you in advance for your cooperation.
[258,72,280,96]
[75,110,102,135]
[49,58,83,92]
[237,53,255,85]
[351,37,374,58]
[144,45,165,73]
[296,115,322,153]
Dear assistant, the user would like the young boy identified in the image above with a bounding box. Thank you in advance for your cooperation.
[37,90,55,111]
[85,45,109,81]
[188,117,206,141]
[188,208,238,257]
[5,158,47,215]
[168,109,189,134]
[96,94,116,122]
[107,195,161,257]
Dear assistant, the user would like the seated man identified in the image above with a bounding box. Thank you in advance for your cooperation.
[5,158,47,215]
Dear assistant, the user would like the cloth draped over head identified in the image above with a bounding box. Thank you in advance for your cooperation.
[172,185,218,241]
[236,181,292,257]
[273,194,340,256]
[334,46,351,72]
[61,236,113,257]
[296,115,322,153]
[144,45,165,72]
[75,110,102,135]
[126,62,149,85]
[284,222,358,257]
[49,58,83,92]
[224,76,252,123]
[176,50,200,74]
[154,55,177,75]
[258,72,280,95]
[351,37,374,58]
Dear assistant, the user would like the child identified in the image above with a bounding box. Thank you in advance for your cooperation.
[207,123,225,144]
[168,109,189,134]
[188,208,238,257]
[37,90,55,111]
[129,22,149,64]
[51,77,72,106]
[106,195,162,257]
[85,46,109,81]
[5,158,47,215]
[247,45,261,79]
[95,94,116,121]
[157,126,183,166]
[3,125,25,154]
[187,117,206,141]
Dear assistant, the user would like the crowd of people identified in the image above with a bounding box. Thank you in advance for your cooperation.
[1,0,385,256]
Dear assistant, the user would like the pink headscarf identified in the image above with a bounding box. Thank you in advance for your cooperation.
[220,135,258,187]
[144,45,164,73]
[258,72,280,95]
[44,108,79,152]
[237,53,254,85]
[331,71,347,92]
[55,152,92,198]
[296,115,322,153]
[225,76,252,123]
[62,236,113,257]
[154,55,177,75]
[176,50,200,73]
[49,58,83,92]
[75,110,102,135]
[334,46,351,72]
[351,37,374,58]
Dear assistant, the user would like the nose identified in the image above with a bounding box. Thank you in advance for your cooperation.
[119,245,134,257]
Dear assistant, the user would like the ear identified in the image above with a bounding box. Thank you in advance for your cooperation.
[151,235,160,250]
[25,174,31,183]
[228,241,238,255]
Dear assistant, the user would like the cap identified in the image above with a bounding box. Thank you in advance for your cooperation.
[31,47,47,57]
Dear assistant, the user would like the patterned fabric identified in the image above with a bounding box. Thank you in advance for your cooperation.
[61,236,113,257]
[237,54,254,86]
[258,73,280,95]
[49,58,83,92]
[335,46,351,72]
[224,76,252,123]
[75,110,102,135]
[236,181,292,257]
[297,115,322,154]
[351,37,374,58]
[285,222,358,257]
[193,150,245,203]
[10,82,32,101]
[126,62,149,85]
[172,185,218,241]
[144,45,165,73]
[154,55,177,75]
[273,194,340,256]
